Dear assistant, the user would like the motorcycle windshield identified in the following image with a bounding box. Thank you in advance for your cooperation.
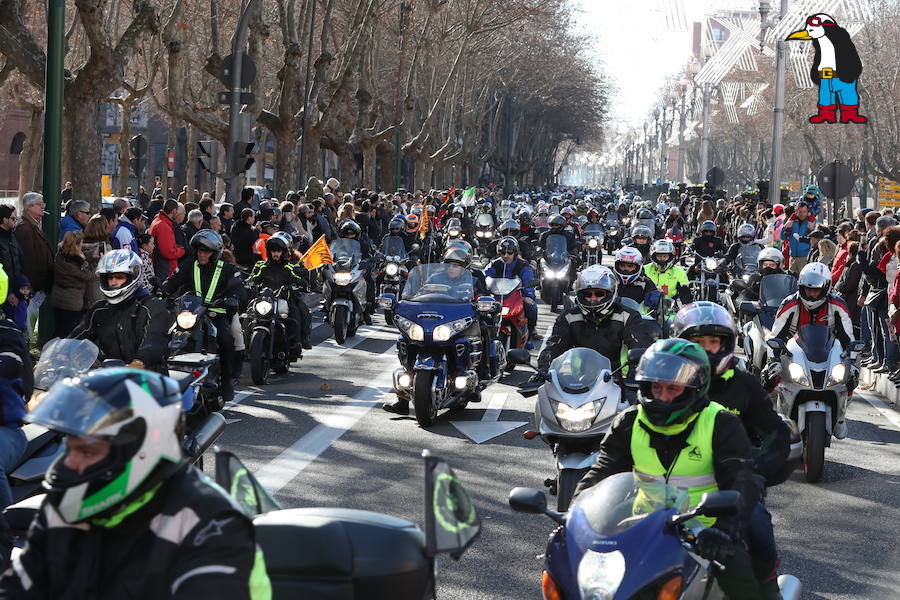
[380,237,408,260]
[403,264,475,304]
[177,293,206,313]
[545,234,569,265]
[605,217,619,227]
[496,208,515,221]
[486,276,521,296]
[330,239,362,268]
[548,348,611,394]
[571,472,691,537]
[759,274,798,309]
[584,224,604,238]
[475,214,494,229]
[33,338,100,392]
[796,324,833,363]
[533,216,549,228]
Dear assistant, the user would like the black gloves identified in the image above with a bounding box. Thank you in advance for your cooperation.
[529,369,548,384]
[696,527,735,563]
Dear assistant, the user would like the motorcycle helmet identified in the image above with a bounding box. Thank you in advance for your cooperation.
[613,246,644,285]
[699,220,716,236]
[650,239,676,272]
[574,265,617,320]
[637,208,654,221]
[445,218,462,238]
[405,213,419,232]
[26,368,183,524]
[265,232,290,257]
[389,216,405,235]
[797,262,831,311]
[630,224,653,245]
[549,214,566,231]
[772,204,784,216]
[561,207,575,220]
[443,245,472,268]
[672,302,736,376]
[452,205,465,218]
[190,229,224,262]
[716,199,726,210]
[96,249,143,304]
[497,236,519,256]
[737,223,756,244]
[636,338,711,427]
[757,247,783,272]
[339,220,362,239]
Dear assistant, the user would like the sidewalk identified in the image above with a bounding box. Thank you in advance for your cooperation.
[856,366,900,430]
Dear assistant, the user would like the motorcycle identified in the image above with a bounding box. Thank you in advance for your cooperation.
[510,348,629,511]
[377,236,411,325]
[684,252,726,303]
[487,276,529,367]
[582,224,604,267]
[767,324,862,482]
[380,263,504,428]
[540,233,573,313]
[323,238,369,344]
[247,285,296,385]
[509,473,802,600]
[741,274,798,374]
[604,217,623,255]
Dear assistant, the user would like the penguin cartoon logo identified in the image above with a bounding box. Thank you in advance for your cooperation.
[787,13,867,124]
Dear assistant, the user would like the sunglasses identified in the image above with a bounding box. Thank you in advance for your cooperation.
[501,250,516,256]
[806,16,834,26]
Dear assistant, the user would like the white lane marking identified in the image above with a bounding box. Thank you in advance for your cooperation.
[856,391,900,432]
[255,370,395,495]
[450,391,527,443]
[224,391,255,410]
[482,392,508,422]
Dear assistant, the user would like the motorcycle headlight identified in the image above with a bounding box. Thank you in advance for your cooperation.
[787,361,809,386]
[177,312,198,329]
[501,306,510,316]
[588,239,598,248]
[609,228,618,235]
[485,231,493,238]
[705,257,718,271]
[333,272,352,286]
[396,316,425,341]
[385,263,400,276]
[577,550,625,599]
[552,400,598,432]
[433,318,470,342]
[828,362,846,385]
[449,229,460,237]
[476,231,485,238]
[254,300,273,316]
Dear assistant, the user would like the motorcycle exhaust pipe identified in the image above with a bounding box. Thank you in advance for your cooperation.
[185,412,227,462]
[777,575,802,600]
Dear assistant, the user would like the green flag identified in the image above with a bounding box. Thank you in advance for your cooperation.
[461,187,476,200]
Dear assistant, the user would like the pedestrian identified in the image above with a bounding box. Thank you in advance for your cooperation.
[146,194,165,222]
[60,181,73,203]
[199,196,214,227]
[148,199,186,278]
[836,240,862,338]
[182,209,204,242]
[234,187,254,216]
[2,275,32,334]
[137,185,150,210]
[0,206,24,310]
[231,208,259,269]
[50,231,93,337]
[112,206,143,252]
[136,233,157,291]
[58,200,90,241]
[14,192,53,336]
[279,201,298,236]
[82,215,112,308]
[112,197,129,218]
[781,201,816,274]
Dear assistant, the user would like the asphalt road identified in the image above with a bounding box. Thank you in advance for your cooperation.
[214,260,900,600]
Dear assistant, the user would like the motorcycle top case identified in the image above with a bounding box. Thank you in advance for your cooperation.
[253,507,431,599]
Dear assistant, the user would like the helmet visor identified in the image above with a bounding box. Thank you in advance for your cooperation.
[27,384,134,441]
[635,352,705,390]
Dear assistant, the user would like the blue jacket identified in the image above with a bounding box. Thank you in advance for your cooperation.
[58,215,83,241]
[112,219,140,252]
[484,258,535,299]
[780,216,816,258]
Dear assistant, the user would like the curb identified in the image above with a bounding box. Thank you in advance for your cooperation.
[857,366,900,408]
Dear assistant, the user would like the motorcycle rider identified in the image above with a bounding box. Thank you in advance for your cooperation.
[69,249,170,374]
[3,368,271,598]
[766,262,856,436]
[673,302,790,599]
[643,239,691,304]
[735,247,790,305]
[691,219,728,258]
[613,246,661,311]
[537,264,659,376]
[162,230,242,403]
[725,223,764,276]
[335,220,377,324]
[485,237,537,344]
[497,219,533,261]
[247,232,312,353]
[574,339,768,600]
[625,224,653,260]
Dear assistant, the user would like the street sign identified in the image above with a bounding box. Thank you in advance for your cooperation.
[218,53,257,89]
[706,166,725,188]
[878,176,900,200]
[817,161,855,199]
[217,91,256,106]
[129,134,147,177]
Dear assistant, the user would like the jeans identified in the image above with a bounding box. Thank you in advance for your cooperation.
[860,304,872,351]
[524,300,538,334]
[0,427,27,508]
[745,502,778,567]
[818,77,860,106]
[876,307,899,366]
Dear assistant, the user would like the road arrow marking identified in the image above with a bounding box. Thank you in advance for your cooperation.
[451,392,527,444]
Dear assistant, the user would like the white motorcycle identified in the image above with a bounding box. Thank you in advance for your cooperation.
[741,273,799,374]
[510,347,631,511]
[767,324,862,482]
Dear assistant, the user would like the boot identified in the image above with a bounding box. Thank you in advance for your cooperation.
[808,104,837,124]
[752,559,782,600]
[232,350,245,382]
[839,104,867,123]
[301,337,313,350]
[382,399,410,415]
[834,419,849,439]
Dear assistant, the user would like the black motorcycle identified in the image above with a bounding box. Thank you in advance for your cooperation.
[247,285,297,384]
[377,236,411,325]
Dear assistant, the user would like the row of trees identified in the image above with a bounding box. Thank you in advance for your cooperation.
[0,0,608,206]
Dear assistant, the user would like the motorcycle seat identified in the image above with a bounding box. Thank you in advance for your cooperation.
[3,493,43,532]
[168,352,218,367]
[167,370,197,393]
[11,424,58,472]
[254,507,429,599]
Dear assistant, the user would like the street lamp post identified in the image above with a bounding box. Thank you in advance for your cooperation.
[652,107,661,184]
[760,0,789,204]
[676,79,689,183]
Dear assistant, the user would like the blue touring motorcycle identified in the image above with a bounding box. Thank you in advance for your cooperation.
[381,263,505,428]
[509,472,802,600]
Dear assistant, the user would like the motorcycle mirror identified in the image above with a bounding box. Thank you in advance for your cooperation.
[378,293,397,309]
[766,338,786,351]
[102,359,126,368]
[849,340,864,353]
[508,487,548,514]
[507,348,532,366]
[740,301,759,315]
[627,348,647,366]
[695,490,741,518]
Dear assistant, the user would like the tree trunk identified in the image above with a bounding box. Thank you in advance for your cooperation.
[274,131,294,200]
[467,160,481,187]
[305,129,323,184]
[117,102,132,196]
[186,124,197,196]
[18,106,43,204]
[414,155,427,192]
[361,142,376,191]
[376,145,394,192]
[337,149,353,185]
[65,94,104,209]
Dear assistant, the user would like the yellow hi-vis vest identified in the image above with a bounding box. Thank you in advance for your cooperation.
[631,402,724,526]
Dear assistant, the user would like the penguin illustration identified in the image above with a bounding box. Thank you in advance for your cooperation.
[787,13,866,124]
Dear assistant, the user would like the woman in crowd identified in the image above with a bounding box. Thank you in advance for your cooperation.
[50,231,93,337]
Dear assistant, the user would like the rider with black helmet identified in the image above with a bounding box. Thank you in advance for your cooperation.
[691,219,727,258]
[2,368,271,598]
[625,224,654,260]
[70,249,170,373]
[575,339,769,600]
[485,237,537,343]
[162,230,242,402]
[247,232,312,352]
[338,220,376,323]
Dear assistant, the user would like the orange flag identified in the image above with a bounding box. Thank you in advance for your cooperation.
[419,209,429,240]
[299,235,334,270]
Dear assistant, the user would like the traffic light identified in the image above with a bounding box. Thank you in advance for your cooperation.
[128,134,147,177]
[232,141,255,174]
[198,140,216,174]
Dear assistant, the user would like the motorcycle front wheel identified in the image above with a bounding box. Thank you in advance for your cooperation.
[556,468,589,511]
[413,371,437,428]
[803,412,827,482]
[333,305,349,344]
[249,330,270,385]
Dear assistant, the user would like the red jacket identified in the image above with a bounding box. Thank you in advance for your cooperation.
[149,212,185,276]
[831,241,848,285]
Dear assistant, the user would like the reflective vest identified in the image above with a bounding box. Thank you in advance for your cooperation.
[194,260,226,314]
[643,263,688,299]
[631,402,724,526]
